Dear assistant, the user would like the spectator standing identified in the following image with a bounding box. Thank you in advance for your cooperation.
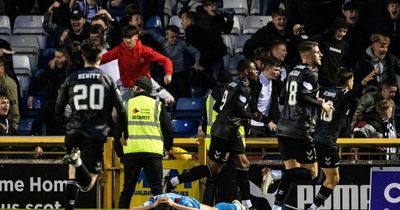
[376,0,400,57]
[118,76,173,208]
[43,0,72,37]
[92,10,123,50]
[58,8,91,67]
[151,25,203,99]
[0,95,16,135]
[55,39,128,210]
[243,9,298,67]
[181,11,227,90]
[0,57,19,130]
[269,40,291,82]
[311,17,349,88]
[342,1,370,68]
[27,46,76,135]
[100,25,174,104]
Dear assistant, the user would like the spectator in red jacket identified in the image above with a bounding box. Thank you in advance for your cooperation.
[100,25,174,103]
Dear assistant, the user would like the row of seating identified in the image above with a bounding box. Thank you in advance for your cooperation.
[167,14,271,36]
[17,96,206,137]
[164,0,270,17]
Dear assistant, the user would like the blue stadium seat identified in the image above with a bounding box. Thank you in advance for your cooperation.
[13,15,45,35]
[242,15,271,35]
[172,119,199,137]
[174,97,205,120]
[10,35,39,71]
[17,118,34,135]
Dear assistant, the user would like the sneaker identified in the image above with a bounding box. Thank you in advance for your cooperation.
[62,148,81,165]
[162,175,176,193]
[232,200,246,210]
[261,167,274,196]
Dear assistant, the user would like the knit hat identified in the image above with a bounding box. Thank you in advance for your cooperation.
[342,2,359,11]
[135,76,153,93]
[71,8,84,20]
[330,17,348,30]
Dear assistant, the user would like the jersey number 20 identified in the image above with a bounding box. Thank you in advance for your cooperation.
[73,84,105,110]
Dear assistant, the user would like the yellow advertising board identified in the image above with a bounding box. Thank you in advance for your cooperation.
[121,159,201,207]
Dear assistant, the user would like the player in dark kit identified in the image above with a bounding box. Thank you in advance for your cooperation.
[307,68,376,210]
[55,39,128,210]
[164,59,263,209]
[272,41,334,210]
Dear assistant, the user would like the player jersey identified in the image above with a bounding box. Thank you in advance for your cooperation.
[314,86,361,147]
[211,78,254,140]
[277,64,322,140]
[55,67,126,140]
[143,193,201,209]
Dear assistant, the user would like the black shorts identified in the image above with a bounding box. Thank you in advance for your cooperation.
[277,136,316,163]
[65,133,106,174]
[208,135,245,164]
[315,142,340,168]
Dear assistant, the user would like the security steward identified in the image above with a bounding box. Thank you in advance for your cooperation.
[118,76,174,208]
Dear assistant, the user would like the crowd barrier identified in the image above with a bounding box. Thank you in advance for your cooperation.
[0,136,399,209]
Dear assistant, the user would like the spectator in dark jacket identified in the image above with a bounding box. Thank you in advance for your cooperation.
[376,0,400,58]
[181,11,227,89]
[27,46,76,135]
[91,10,122,50]
[0,57,19,130]
[342,1,370,68]
[179,0,233,36]
[243,8,298,67]
[312,17,349,87]
[43,0,71,37]
[354,33,400,90]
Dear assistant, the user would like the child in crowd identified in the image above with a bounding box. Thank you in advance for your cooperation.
[151,25,204,99]
[0,94,15,135]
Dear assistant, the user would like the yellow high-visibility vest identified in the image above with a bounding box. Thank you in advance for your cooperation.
[205,94,245,150]
[124,95,163,155]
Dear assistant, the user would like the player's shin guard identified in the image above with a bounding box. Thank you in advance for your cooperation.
[65,180,79,210]
[75,164,92,189]
[178,165,212,183]
[236,169,251,200]
[313,185,333,207]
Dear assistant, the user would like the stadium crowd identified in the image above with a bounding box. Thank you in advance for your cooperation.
[1,0,400,209]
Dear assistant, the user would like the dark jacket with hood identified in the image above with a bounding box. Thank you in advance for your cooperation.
[312,17,349,87]
[243,21,298,66]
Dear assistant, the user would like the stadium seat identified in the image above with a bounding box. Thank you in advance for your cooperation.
[145,16,164,34]
[174,97,205,120]
[231,34,251,54]
[169,15,185,36]
[0,35,9,42]
[0,15,11,35]
[191,87,206,98]
[250,0,260,15]
[164,0,173,17]
[13,55,31,76]
[230,15,241,35]
[223,54,231,70]
[10,35,39,70]
[222,34,233,55]
[172,119,200,137]
[17,75,30,98]
[242,15,271,34]
[13,15,45,35]
[17,118,34,135]
[223,0,248,15]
